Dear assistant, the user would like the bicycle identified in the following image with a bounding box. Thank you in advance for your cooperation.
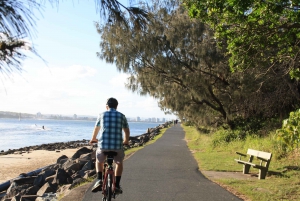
[101,151,119,201]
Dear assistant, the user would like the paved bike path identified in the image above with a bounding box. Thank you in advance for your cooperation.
[82,124,242,201]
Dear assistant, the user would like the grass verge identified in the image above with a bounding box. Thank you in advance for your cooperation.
[183,125,300,201]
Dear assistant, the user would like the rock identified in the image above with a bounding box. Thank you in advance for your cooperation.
[52,168,73,186]
[79,153,91,161]
[81,160,92,172]
[13,177,36,186]
[45,175,55,184]
[56,184,72,198]
[24,185,39,195]
[33,169,56,187]
[65,163,82,173]
[69,178,86,190]
[35,192,56,201]
[83,170,96,179]
[71,147,92,160]
[5,182,32,199]
[56,155,68,164]
[20,195,40,201]
[10,194,21,201]
[61,159,75,170]
[91,150,96,161]
[36,182,56,196]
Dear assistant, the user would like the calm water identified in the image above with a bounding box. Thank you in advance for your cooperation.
[0,118,161,151]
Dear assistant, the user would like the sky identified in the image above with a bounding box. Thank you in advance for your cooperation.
[0,0,176,120]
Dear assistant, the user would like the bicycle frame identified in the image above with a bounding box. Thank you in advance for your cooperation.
[102,153,116,201]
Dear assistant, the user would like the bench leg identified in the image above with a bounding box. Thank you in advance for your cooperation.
[258,169,267,179]
[243,164,251,174]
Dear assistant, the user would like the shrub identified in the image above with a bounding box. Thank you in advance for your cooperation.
[183,121,194,126]
[211,129,248,147]
[276,109,300,152]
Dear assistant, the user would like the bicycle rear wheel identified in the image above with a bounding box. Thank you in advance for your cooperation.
[106,174,113,201]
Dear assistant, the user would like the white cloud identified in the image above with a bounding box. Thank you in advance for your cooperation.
[37,65,97,82]
[109,73,130,87]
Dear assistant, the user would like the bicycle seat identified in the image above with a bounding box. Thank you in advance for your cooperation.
[103,151,118,156]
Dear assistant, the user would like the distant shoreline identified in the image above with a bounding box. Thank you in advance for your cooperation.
[0,117,168,123]
[0,111,171,123]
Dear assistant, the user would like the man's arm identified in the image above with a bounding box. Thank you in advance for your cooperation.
[89,126,100,144]
[123,127,130,144]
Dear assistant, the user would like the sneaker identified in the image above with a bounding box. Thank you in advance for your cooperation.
[91,180,103,193]
[114,186,123,194]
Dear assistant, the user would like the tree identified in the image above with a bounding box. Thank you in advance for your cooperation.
[0,0,148,77]
[97,0,300,128]
[183,0,300,79]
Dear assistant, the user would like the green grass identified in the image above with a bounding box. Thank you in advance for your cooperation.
[183,125,300,201]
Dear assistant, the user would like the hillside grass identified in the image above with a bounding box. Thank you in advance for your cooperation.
[183,125,300,201]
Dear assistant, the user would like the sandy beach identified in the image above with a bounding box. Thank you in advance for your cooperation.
[0,149,79,184]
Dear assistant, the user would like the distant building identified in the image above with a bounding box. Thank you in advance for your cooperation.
[36,112,42,118]
[151,117,156,122]
[136,116,141,121]
[73,114,77,119]
[162,118,166,122]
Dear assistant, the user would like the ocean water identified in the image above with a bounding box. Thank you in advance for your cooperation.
[0,118,162,152]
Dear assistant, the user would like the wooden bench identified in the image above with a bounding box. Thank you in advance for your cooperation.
[234,149,272,179]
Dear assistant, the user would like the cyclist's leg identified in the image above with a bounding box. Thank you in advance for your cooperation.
[96,150,106,177]
[115,163,123,176]
[91,150,105,192]
[113,149,125,193]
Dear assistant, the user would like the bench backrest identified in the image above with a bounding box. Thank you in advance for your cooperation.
[247,149,272,160]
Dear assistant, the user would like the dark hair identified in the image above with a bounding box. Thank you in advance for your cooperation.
[106,98,118,109]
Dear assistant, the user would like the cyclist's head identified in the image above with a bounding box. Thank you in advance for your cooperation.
[106,98,118,109]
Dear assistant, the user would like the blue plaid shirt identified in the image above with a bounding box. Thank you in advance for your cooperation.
[95,108,129,150]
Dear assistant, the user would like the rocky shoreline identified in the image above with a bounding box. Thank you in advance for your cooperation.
[0,122,171,201]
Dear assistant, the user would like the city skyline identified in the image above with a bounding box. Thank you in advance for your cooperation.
[0,111,175,122]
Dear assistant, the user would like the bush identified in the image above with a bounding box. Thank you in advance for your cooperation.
[211,129,249,147]
[276,109,300,152]
[183,121,194,126]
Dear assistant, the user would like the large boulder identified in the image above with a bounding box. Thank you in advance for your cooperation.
[33,169,56,187]
[52,168,73,186]
[36,182,56,196]
[71,147,92,160]
[5,182,32,199]
[56,155,68,164]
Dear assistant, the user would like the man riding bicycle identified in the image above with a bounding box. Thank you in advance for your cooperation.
[90,97,130,194]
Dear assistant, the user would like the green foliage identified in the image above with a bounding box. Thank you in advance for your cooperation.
[97,0,300,129]
[183,0,300,79]
[183,121,194,126]
[211,129,247,147]
[276,109,300,152]
[228,117,281,137]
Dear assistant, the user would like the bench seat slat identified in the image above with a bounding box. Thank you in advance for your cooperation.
[247,149,272,160]
[235,160,256,167]
[236,152,246,157]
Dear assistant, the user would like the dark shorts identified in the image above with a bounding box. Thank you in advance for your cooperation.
[96,149,125,164]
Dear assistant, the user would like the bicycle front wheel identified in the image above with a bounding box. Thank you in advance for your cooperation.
[106,174,113,201]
